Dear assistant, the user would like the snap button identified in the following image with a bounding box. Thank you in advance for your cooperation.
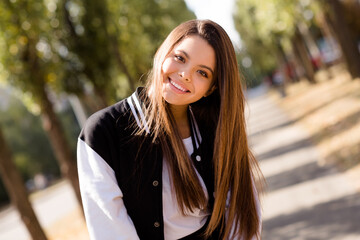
[152,180,159,187]
[196,155,201,161]
[154,221,160,228]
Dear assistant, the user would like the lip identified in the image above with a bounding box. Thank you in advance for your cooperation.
[168,77,190,94]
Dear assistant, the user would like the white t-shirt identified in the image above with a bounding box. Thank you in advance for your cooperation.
[162,137,210,239]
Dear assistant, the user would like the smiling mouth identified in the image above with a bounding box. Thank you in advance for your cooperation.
[169,78,190,93]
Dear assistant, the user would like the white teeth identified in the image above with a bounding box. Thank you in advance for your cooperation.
[170,79,187,92]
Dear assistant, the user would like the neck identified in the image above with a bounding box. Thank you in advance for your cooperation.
[169,104,190,139]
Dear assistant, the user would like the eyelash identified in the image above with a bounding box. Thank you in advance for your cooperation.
[198,70,208,78]
[174,54,209,78]
[175,55,185,63]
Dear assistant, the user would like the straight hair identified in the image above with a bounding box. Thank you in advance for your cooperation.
[139,19,263,240]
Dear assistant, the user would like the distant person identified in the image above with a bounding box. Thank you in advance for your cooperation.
[272,69,287,98]
[77,19,263,240]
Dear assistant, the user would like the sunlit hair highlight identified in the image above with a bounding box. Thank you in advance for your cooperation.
[140,19,263,240]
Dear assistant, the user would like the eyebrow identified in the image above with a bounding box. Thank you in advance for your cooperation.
[179,50,214,75]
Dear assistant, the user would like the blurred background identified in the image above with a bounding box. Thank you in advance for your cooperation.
[0,0,359,239]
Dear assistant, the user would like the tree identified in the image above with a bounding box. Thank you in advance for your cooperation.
[60,0,116,109]
[324,0,360,79]
[292,26,316,84]
[57,0,196,112]
[108,0,196,83]
[0,126,48,240]
[0,0,82,207]
[233,2,279,76]
[0,89,61,196]
[233,0,319,84]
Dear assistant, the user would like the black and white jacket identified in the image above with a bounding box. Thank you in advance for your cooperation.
[77,88,261,240]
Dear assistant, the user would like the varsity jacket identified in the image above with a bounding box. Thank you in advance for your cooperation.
[78,88,220,240]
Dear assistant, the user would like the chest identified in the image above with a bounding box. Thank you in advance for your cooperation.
[112,133,215,240]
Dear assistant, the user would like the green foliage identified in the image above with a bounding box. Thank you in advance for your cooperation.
[0,87,81,204]
[0,0,195,105]
[0,88,61,204]
[0,0,68,111]
[57,0,195,102]
[111,0,195,82]
[57,0,115,100]
[0,89,60,179]
[233,0,315,76]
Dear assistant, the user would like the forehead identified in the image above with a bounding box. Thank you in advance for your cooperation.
[173,35,215,69]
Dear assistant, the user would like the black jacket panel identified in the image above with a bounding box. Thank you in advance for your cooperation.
[79,88,217,240]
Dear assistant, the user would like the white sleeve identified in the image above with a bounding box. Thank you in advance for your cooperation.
[77,138,140,240]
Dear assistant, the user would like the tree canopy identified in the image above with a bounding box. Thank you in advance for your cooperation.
[234,0,321,77]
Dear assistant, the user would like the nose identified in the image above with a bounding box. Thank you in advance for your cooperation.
[178,71,190,82]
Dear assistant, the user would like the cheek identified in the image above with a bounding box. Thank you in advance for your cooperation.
[161,58,172,74]
[162,58,180,76]
[196,79,212,94]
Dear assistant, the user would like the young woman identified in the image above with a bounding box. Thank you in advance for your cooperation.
[77,19,263,240]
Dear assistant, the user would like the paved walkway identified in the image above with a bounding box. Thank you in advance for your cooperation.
[0,180,78,240]
[246,86,360,240]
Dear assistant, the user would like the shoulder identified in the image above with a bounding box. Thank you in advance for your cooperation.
[79,87,147,148]
[78,98,132,160]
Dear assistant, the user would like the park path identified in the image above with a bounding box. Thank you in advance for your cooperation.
[0,180,79,240]
[246,85,360,240]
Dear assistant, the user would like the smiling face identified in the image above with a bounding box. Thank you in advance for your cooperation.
[161,35,216,107]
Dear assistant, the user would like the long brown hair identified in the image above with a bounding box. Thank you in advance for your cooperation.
[140,19,263,240]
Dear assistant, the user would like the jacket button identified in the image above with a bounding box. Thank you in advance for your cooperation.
[152,180,159,187]
[196,155,201,161]
[154,221,160,228]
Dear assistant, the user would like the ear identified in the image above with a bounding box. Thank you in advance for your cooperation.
[204,85,217,97]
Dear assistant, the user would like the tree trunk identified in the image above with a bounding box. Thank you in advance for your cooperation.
[315,11,340,59]
[38,86,83,209]
[297,21,327,71]
[275,37,298,83]
[315,11,341,79]
[327,0,360,79]
[286,51,302,82]
[292,27,317,84]
[0,127,48,240]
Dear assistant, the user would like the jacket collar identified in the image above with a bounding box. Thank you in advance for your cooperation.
[126,87,202,140]
[126,87,150,134]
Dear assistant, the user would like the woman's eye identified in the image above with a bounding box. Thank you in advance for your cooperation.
[175,55,185,63]
[198,70,208,78]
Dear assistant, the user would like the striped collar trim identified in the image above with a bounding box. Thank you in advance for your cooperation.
[126,91,150,134]
[126,90,201,142]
